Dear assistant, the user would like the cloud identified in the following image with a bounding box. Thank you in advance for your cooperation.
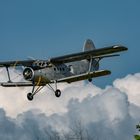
[66,87,135,140]
[0,68,102,117]
[114,73,140,106]
[0,68,140,139]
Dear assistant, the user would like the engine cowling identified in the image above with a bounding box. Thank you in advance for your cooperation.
[23,67,34,81]
[23,67,50,83]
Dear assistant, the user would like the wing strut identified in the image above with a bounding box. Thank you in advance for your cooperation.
[88,57,100,73]
[88,54,119,73]
[6,67,11,82]
[88,57,93,72]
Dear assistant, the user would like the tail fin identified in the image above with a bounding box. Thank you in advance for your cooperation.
[83,39,99,71]
[83,39,96,52]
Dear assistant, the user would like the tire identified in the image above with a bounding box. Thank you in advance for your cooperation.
[88,78,92,82]
[27,93,33,101]
[55,89,61,97]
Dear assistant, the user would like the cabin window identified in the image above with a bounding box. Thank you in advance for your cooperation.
[54,67,65,71]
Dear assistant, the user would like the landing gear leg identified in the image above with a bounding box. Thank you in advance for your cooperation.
[27,83,44,101]
[48,81,61,98]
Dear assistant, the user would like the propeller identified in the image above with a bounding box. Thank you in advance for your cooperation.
[23,67,34,81]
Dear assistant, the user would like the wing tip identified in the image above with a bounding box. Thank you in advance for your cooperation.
[113,45,128,51]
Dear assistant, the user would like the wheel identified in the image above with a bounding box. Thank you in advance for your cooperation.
[55,89,61,97]
[27,93,34,101]
[88,78,92,82]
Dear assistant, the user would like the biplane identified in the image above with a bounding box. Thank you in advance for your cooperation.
[0,39,128,101]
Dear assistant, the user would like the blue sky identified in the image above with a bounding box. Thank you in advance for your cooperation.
[0,0,140,87]
[0,1,140,139]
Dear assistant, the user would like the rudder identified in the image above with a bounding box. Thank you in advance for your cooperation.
[83,39,95,52]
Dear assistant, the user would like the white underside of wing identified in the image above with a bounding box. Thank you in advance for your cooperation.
[0,82,47,87]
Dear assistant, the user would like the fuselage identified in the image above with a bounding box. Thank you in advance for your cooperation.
[32,59,99,83]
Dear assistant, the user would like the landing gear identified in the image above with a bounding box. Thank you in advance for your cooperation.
[55,89,61,97]
[27,93,34,101]
[48,82,62,98]
[88,78,92,82]
[27,83,44,101]
[27,81,62,101]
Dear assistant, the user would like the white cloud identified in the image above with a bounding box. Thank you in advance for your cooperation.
[0,68,140,139]
[0,68,101,117]
[113,73,140,106]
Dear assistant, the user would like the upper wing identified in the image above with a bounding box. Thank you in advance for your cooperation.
[57,70,111,83]
[0,60,51,69]
[0,45,127,68]
[0,60,35,67]
[50,45,128,64]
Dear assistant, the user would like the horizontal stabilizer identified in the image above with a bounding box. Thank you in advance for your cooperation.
[57,70,111,83]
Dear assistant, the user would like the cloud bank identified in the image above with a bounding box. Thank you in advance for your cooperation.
[0,68,140,140]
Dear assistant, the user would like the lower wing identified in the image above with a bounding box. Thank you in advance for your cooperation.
[1,82,46,87]
[57,70,111,83]
[1,70,111,87]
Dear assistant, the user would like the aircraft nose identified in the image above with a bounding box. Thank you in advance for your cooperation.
[23,67,34,80]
